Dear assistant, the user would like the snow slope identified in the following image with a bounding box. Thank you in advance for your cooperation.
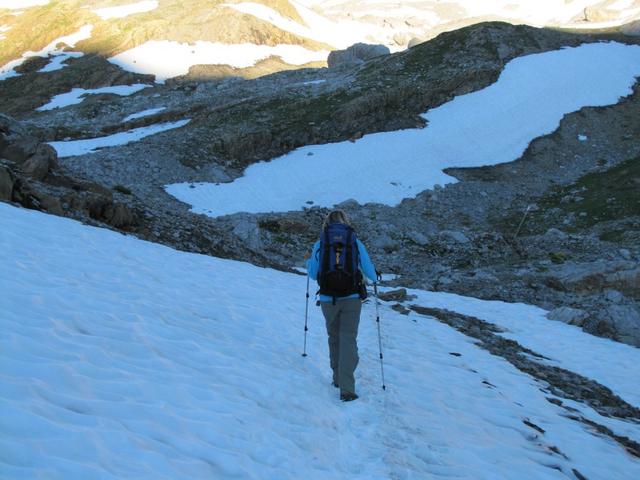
[2,203,639,479]
[166,42,640,217]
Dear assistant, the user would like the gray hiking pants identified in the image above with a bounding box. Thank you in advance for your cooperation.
[320,298,362,395]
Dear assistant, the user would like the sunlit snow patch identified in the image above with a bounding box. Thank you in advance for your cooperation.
[166,42,640,217]
[0,0,48,8]
[91,0,158,20]
[122,107,166,122]
[0,25,92,80]
[36,84,150,111]
[222,1,398,50]
[49,120,190,157]
[109,40,329,83]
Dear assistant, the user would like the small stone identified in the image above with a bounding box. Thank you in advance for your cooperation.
[604,290,624,303]
[440,230,470,244]
[408,231,429,246]
[378,288,416,302]
[545,228,568,240]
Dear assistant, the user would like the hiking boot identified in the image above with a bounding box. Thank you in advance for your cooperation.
[340,392,359,402]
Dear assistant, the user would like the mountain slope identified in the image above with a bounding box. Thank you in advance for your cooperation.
[2,202,640,479]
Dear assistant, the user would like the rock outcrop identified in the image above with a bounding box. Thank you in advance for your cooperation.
[0,114,137,229]
[327,43,390,68]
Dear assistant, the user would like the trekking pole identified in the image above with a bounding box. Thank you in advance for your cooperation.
[302,275,310,357]
[373,283,386,390]
[513,204,532,239]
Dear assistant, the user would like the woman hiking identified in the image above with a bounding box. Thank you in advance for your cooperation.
[306,210,377,402]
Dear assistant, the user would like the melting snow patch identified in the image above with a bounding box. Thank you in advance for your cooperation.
[38,51,84,72]
[301,79,326,86]
[166,42,640,217]
[0,25,92,81]
[48,119,190,157]
[36,84,150,111]
[122,107,166,122]
[91,0,159,20]
[109,40,329,83]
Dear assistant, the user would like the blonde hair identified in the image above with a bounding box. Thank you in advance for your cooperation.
[323,209,350,230]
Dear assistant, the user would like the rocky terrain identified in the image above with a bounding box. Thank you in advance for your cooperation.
[1,10,639,348]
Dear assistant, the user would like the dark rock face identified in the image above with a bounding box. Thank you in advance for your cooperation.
[0,114,137,230]
[22,144,58,181]
[0,114,57,181]
[0,164,14,201]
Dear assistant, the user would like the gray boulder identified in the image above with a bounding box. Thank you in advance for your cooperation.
[328,43,390,68]
[547,306,589,326]
[548,260,640,298]
[408,37,426,48]
[439,230,470,244]
[22,144,58,181]
[589,304,640,347]
[1,136,38,164]
[622,20,640,37]
[407,231,429,246]
[231,215,263,251]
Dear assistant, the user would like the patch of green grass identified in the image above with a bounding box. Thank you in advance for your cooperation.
[113,184,132,195]
[497,156,640,237]
[549,252,567,264]
[544,156,640,229]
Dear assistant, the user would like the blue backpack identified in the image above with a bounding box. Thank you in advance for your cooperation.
[318,223,361,299]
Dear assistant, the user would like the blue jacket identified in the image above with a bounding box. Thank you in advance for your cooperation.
[306,238,377,302]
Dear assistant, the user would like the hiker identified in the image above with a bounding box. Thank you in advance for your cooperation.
[306,209,378,402]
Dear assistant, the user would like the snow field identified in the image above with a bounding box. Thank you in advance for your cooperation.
[1,203,639,479]
[166,42,640,217]
[91,0,159,20]
[36,84,150,111]
[109,40,330,83]
[48,119,190,157]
